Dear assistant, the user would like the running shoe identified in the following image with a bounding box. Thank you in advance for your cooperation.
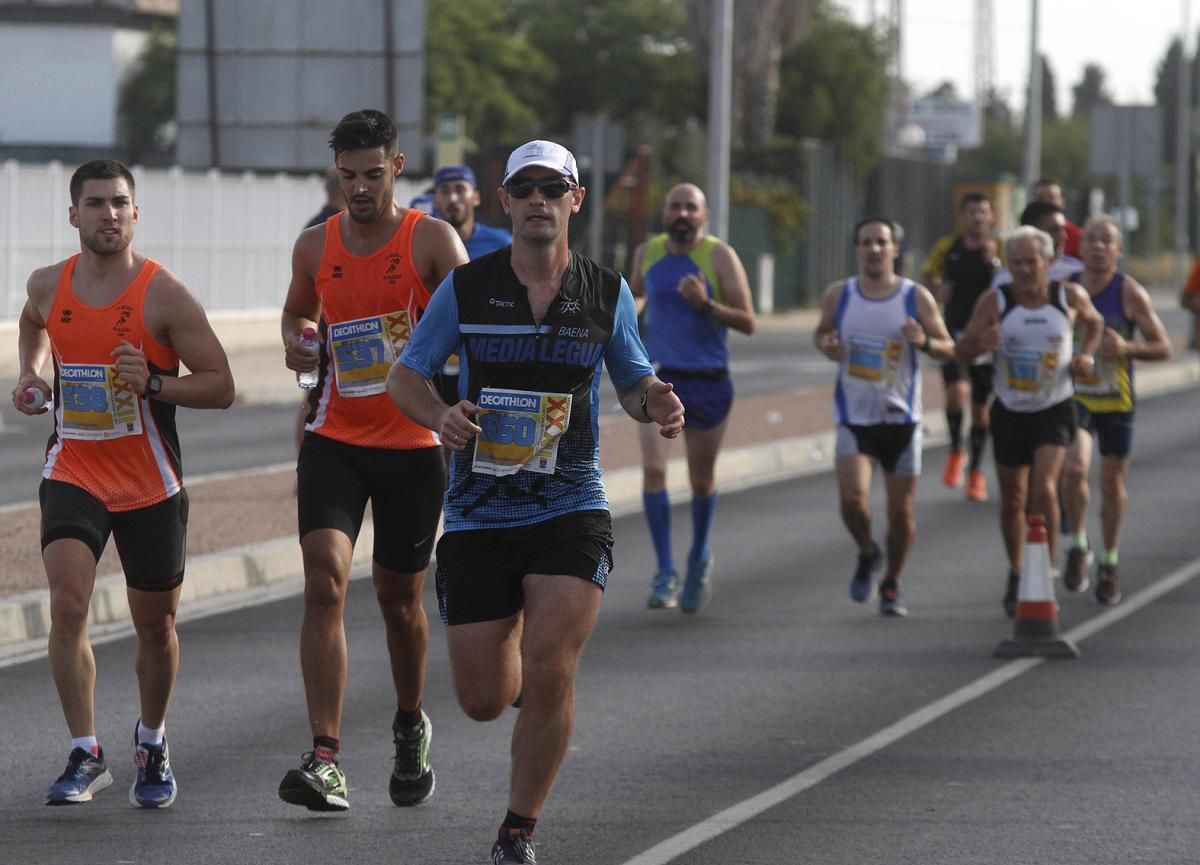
[679,553,713,614]
[130,729,177,809]
[1003,572,1020,618]
[1095,563,1122,607]
[390,710,435,806]
[646,568,679,609]
[966,470,988,502]
[850,543,882,603]
[45,746,112,805]
[878,580,908,617]
[491,829,537,864]
[942,451,965,488]
[278,751,349,812]
[1062,546,1092,593]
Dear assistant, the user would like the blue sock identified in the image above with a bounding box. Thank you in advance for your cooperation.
[643,489,673,572]
[689,491,718,564]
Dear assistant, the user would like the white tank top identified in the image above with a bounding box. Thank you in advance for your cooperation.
[994,282,1074,411]
[833,277,922,425]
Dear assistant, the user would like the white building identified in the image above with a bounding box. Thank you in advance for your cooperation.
[0,1,177,159]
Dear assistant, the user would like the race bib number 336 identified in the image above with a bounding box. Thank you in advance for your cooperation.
[59,363,142,440]
[329,310,412,397]
[471,388,572,477]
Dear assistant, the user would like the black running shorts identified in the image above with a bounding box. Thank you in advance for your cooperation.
[297,432,445,574]
[434,509,613,626]
[990,398,1076,467]
[40,479,188,592]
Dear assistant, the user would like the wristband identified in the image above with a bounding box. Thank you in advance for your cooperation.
[703,297,714,315]
[921,333,931,353]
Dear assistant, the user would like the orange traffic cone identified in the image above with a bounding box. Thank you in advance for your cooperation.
[995,515,1080,659]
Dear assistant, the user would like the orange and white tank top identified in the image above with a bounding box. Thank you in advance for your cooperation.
[305,209,438,449]
[43,255,182,511]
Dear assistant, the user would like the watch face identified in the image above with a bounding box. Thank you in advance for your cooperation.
[148,375,162,396]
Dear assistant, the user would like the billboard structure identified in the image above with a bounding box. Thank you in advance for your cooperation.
[176,0,425,172]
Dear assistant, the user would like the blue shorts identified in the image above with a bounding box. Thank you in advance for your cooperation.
[1073,403,1134,458]
[657,368,734,431]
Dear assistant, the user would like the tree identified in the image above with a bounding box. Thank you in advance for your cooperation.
[774,6,890,174]
[1071,63,1112,120]
[118,26,176,163]
[425,0,555,148]
[687,0,814,150]
[514,0,702,138]
[1152,35,1200,163]
[1040,55,1058,123]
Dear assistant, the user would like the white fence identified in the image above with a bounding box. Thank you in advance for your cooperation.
[0,160,426,319]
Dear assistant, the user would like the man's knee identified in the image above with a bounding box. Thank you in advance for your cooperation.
[133,611,177,650]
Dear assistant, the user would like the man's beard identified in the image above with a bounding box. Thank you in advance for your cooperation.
[83,231,131,256]
[668,218,697,244]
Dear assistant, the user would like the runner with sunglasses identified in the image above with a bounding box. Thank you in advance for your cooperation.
[629,182,756,613]
[388,139,684,865]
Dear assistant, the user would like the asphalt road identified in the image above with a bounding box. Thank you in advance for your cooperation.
[2,388,1198,864]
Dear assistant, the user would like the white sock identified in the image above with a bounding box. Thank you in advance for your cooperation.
[71,735,100,756]
[137,721,165,746]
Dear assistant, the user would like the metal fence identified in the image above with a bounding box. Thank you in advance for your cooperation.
[0,160,426,319]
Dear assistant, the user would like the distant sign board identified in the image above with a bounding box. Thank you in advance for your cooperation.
[1089,105,1161,178]
[905,98,982,149]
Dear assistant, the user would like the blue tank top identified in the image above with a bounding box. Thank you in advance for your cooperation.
[640,234,728,371]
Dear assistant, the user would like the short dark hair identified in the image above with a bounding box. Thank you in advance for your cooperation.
[328,109,399,158]
[70,159,135,207]
[852,216,896,246]
[1033,177,1062,191]
[1019,200,1062,227]
[959,191,990,209]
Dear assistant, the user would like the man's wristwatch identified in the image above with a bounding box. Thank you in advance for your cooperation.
[639,388,652,421]
[144,374,163,398]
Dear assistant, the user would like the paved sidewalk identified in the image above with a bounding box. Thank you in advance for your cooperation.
[2,306,1197,651]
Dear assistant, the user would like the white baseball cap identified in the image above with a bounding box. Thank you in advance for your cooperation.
[502,140,579,185]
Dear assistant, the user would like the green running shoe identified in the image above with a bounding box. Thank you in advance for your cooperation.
[390,710,435,806]
[278,751,349,812]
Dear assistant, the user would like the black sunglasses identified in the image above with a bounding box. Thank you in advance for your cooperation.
[505,177,577,199]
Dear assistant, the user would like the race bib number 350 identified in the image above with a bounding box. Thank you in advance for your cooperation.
[329,311,412,397]
[471,388,572,477]
[59,364,142,440]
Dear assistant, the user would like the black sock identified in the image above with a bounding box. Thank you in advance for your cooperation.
[968,424,988,472]
[501,810,537,836]
[946,408,964,452]
[313,736,339,762]
[394,704,423,729]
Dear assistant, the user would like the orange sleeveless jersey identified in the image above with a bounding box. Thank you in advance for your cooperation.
[305,209,438,449]
[43,255,183,511]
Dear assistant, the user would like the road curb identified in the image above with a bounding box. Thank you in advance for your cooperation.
[1,355,1196,649]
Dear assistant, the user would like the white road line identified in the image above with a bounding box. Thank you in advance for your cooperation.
[618,556,1200,865]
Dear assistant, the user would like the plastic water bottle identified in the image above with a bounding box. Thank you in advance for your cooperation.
[297,327,320,390]
[22,387,50,409]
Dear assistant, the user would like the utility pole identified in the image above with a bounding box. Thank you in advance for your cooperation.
[1021,0,1042,191]
[1176,0,1192,284]
[707,0,733,240]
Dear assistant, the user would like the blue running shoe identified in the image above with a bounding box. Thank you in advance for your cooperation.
[45,746,112,805]
[646,569,679,609]
[130,729,177,809]
[850,543,882,603]
[878,580,908,617]
[679,553,713,614]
